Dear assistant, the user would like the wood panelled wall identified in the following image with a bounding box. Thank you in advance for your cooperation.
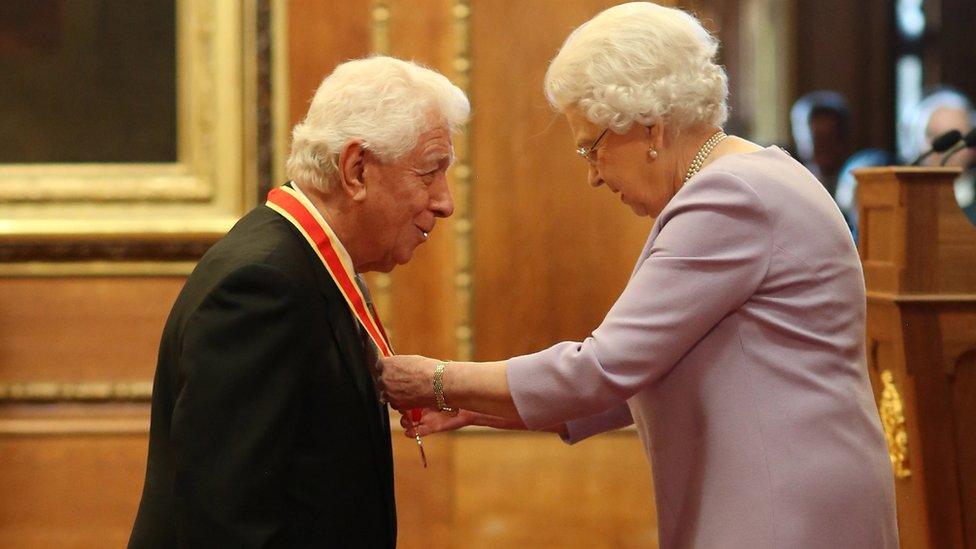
[0,278,182,547]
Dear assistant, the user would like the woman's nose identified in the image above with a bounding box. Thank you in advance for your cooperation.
[588,165,604,188]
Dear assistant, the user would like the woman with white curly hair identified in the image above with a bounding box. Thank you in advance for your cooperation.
[379,3,897,546]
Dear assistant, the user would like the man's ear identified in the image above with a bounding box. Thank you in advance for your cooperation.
[336,139,368,201]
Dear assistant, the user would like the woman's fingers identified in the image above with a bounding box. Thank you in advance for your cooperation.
[398,408,470,439]
[376,355,438,409]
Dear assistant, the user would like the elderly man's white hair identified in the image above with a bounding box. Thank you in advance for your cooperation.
[899,88,975,162]
[544,2,728,133]
[286,56,470,192]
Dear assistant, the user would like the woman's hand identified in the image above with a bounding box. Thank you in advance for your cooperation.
[379,356,521,421]
[376,354,439,411]
[400,408,477,437]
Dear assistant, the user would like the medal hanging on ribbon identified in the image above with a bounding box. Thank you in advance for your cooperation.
[267,185,428,467]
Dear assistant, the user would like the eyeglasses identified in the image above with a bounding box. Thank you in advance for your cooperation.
[576,128,609,164]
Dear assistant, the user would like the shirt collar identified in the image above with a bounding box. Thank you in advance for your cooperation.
[289,181,357,276]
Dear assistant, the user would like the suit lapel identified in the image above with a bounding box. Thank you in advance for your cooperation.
[314,262,378,407]
[319,272,396,523]
[271,201,396,526]
[270,205,385,422]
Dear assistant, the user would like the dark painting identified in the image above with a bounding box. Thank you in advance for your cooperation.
[0,0,176,163]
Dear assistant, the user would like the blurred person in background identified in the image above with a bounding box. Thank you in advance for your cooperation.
[790,90,854,197]
[900,87,975,167]
[834,148,898,242]
[900,87,976,224]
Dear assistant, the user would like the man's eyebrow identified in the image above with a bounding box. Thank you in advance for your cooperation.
[421,151,454,166]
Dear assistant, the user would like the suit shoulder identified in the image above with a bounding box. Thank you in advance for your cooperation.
[170,207,321,318]
[199,207,316,277]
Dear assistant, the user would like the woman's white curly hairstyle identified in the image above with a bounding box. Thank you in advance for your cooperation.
[286,56,470,192]
[544,2,728,133]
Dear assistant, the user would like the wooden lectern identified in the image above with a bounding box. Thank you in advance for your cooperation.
[856,166,976,548]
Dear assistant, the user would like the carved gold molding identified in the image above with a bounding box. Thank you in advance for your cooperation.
[0,0,290,272]
[369,1,395,338]
[0,261,196,278]
[371,1,391,55]
[0,417,149,436]
[0,234,217,265]
[0,381,153,404]
[0,1,234,204]
[0,0,265,267]
[878,370,911,479]
[246,0,289,204]
[0,165,210,203]
[452,0,474,361]
[271,0,290,191]
[740,0,796,144]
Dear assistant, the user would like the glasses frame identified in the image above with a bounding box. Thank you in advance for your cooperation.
[576,128,609,164]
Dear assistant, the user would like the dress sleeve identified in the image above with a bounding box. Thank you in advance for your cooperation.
[507,171,773,430]
[171,263,314,547]
[562,402,634,444]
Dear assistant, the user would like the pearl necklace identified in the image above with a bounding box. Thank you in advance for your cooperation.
[684,130,728,182]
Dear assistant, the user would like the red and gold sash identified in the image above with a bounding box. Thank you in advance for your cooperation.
[268,184,429,466]
[266,185,392,358]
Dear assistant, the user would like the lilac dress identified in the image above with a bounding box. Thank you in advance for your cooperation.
[507,147,898,548]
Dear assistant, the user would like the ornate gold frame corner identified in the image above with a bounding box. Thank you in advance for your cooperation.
[0,0,286,273]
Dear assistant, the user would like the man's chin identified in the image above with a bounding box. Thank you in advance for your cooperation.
[394,249,417,268]
[373,251,414,273]
[358,257,397,274]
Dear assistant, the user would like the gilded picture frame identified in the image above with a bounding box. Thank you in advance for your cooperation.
[0,0,289,275]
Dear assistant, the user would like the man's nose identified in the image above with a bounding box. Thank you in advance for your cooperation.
[431,177,454,218]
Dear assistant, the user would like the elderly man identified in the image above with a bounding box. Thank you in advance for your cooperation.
[901,87,976,224]
[128,56,469,548]
[901,87,975,167]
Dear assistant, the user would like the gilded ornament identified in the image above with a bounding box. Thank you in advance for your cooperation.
[879,370,911,479]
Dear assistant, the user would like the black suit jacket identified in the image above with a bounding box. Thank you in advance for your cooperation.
[129,203,396,548]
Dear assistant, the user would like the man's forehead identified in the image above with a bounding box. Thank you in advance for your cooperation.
[414,129,454,155]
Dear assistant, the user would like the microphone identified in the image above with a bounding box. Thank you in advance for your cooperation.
[912,129,962,166]
[939,127,976,166]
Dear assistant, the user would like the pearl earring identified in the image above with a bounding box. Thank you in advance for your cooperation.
[648,148,658,159]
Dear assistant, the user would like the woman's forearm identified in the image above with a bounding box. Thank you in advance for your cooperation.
[441,360,521,420]
[466,410,568,437]
[380,355,569,437]
[440,361,568,437]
